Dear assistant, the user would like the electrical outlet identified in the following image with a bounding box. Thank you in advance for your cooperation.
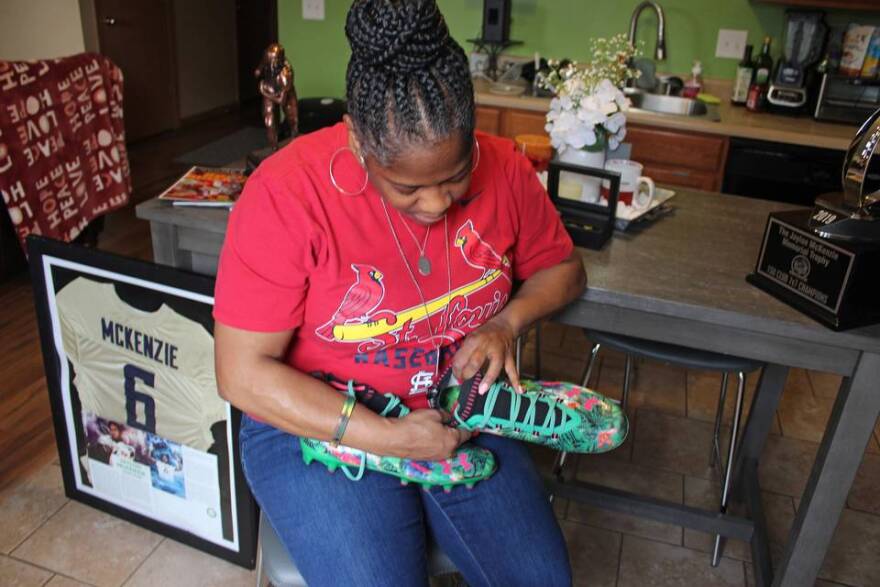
[716,29,748,59]
[302,0,325,21]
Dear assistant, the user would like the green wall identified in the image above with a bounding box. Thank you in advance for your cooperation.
[279,0,880,98]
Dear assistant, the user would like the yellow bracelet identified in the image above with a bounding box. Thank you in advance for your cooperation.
[330,395,356,447]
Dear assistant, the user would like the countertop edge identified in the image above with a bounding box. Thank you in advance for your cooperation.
[475,91,854,151]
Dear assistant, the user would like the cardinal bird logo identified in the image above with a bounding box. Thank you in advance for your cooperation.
[315,264,386,341]
[454,220,510,278]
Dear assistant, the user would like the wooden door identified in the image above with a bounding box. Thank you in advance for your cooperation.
[236,0,278,104]
[95,0,179,142]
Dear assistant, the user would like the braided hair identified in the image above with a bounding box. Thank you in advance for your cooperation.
[345,0,475,165]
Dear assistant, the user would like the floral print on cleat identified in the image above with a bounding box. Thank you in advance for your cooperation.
[434,374,628,454]
[299,437,497,490]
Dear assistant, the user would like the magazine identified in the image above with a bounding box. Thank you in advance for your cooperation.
[158,166,247,208]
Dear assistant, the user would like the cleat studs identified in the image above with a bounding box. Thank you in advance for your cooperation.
[400,480,409,486]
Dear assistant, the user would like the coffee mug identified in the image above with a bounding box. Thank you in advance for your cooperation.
[601,159,655,211]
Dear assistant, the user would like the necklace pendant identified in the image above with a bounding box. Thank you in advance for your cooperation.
[418,256,432,276]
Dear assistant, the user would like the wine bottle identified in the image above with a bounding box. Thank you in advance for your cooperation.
[732,44,754,105]
[754,37,773,86]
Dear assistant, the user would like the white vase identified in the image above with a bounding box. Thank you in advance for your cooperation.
[558,147,607,203]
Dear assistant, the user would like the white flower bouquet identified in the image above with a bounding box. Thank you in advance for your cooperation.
[539,35,640,154]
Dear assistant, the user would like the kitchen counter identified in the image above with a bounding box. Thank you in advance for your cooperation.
[473,78,858,151]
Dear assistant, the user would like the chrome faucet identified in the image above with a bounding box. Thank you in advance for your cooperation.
[628,1,666,61]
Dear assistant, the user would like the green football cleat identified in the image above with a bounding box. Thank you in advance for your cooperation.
[300,375,496,490]
[430,371,628,454]
[300,437,496,491]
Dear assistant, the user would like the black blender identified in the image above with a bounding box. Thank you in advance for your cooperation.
[767,11,828,114]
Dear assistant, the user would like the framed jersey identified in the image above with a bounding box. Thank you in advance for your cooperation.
[27,236,258,569]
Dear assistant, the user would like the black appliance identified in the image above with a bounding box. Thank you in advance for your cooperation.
[767,11,827,114]
[722,138,844,206]
[814,74,880,125]
[482,0,511,43]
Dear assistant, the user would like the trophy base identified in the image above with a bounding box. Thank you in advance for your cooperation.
[810,193,880,244]
[748,209,880,331]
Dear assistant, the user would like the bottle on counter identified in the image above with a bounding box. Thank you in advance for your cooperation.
[746,37,774,112]
[731,44,754,105]
[754,36,774,86]
[682,60,703,98]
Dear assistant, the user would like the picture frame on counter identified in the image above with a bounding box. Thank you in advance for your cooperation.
[27,236,258,569]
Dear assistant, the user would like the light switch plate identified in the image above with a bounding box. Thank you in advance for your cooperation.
[715,29,748,60]
[302,0,325,21]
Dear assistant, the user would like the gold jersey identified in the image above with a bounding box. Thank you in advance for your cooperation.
[57,277,225,451]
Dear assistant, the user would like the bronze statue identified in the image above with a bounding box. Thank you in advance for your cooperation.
[255,43,298,150]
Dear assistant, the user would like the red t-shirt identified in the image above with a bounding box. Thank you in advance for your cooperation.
[213,122,573,410]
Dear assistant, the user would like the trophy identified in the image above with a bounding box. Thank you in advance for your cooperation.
[747,107,880,330]
[247,43,298,173]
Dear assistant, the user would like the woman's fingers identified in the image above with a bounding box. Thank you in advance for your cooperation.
[453,341,486,381]
[478,347,506,394]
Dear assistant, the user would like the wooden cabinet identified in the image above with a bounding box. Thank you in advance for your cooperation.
[476,106,548,138]
[627,124,729,192]
[475,106,501,135]
[474,104,729,192]
[500,109,547,138]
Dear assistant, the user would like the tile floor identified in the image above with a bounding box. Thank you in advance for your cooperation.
[1,323,878,586]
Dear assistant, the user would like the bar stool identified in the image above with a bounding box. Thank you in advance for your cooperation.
[256,510,459,586]
[553,330,764,567]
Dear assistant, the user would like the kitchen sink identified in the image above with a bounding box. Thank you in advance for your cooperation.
[626,90,718,120]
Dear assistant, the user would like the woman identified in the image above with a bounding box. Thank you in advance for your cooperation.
[214,1,585,584]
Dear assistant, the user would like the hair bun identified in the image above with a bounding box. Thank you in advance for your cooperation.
[346,0,451,75]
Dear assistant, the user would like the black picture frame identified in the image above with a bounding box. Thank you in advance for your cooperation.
[546,158,620,250]
[26,235,258,569]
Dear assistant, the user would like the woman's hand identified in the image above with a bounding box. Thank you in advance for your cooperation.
[452,316,521,395]
[386,409,472,461]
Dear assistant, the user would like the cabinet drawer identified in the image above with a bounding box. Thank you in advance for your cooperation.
[628,125,727,172]
[642,164,718,192]
[501,109,548,139]
[475,106,501,135]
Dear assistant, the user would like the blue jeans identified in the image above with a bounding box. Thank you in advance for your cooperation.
[240,415,572,586]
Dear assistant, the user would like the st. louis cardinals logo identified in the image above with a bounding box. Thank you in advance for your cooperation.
[454,220,511,280]
[315,264,391,342]
[317,219,511,353]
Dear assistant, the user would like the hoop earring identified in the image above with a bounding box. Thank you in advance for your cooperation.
[329,147,369,196]
[472,138,480,172]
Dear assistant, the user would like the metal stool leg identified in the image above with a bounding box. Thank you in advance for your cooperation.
[549,450,571,505]
[255,528,265,587]
[551,339,603,504]
[551,451,569,480]
[622,355,634,410]
[711,371,747,567]
[709,373,730,468]
[580,342,602,388]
